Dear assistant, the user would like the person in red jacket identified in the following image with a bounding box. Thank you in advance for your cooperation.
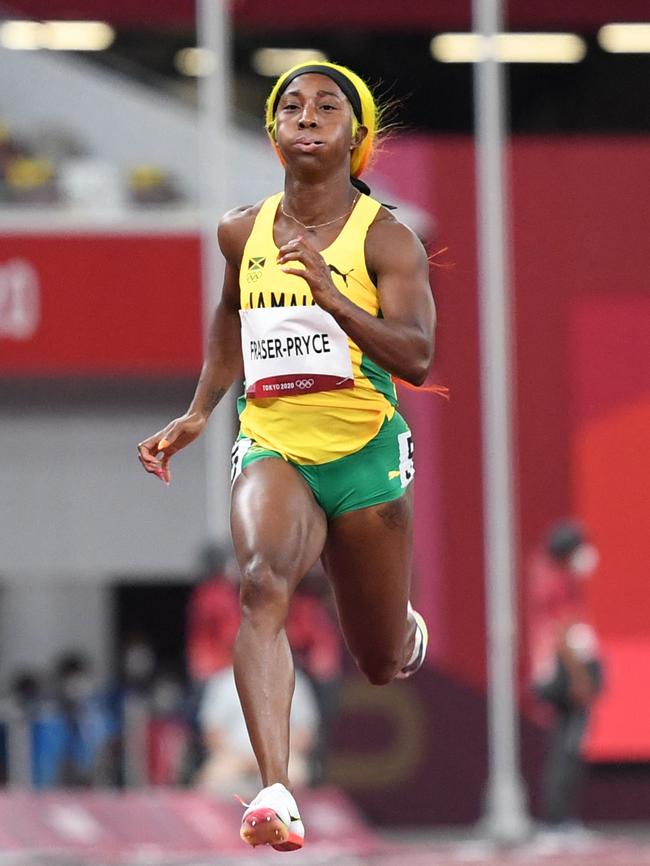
[186,545,240,684]
[526,519,603,836]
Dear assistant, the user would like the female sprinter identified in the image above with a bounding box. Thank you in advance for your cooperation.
[137,61,436,852]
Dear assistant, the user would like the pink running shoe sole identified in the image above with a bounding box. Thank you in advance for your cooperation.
[240,806,303,852]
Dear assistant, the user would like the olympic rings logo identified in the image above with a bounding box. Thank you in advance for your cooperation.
[295,378,315,389]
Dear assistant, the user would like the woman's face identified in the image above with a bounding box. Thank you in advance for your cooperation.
[273,73,364,171]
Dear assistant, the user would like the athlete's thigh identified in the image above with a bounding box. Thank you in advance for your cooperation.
[231,457,327,586]
[322,486,413,656]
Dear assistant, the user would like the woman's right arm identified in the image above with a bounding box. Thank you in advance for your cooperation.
[137,208,252,483]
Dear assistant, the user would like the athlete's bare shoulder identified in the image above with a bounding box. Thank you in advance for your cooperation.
[365,205,428,276]
[217,199,267,267]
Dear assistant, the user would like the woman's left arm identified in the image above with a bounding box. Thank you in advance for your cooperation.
[277,218,436,385]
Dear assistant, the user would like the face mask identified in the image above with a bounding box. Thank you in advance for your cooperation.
[62,673,93,702]
[151,680,181,714]
[569,543,599,578]
[124,644,155,680]
[565,623,598,659]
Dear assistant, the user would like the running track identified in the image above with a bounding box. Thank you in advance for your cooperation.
[136,836,650,866]
[6,836,650,866]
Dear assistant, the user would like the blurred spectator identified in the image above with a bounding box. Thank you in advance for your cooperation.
[147,665,191,786]
[108,631,157,787]
[0,117,183,209]
[186,544,240,686]
[5,671,41,716]
[5,156,60,204]
[121,631,157,695]
[109,633,193,788]
[0,122,18,201]
[526,519,603,836]
[0,122,14,166]
[185,544,240,780]
[127,164,182,206]
[32,652,114,788]
[196,665,319,800]
[32,124,85,165]
[0,670,42,786]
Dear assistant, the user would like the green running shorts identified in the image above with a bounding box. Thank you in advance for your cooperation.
[230,410,414,520]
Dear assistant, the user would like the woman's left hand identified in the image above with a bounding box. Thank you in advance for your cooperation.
[276,235,342,311]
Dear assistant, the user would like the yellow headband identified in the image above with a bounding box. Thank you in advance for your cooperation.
[265,60,378,177]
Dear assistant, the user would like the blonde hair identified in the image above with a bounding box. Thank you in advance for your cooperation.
[265,60,380,177]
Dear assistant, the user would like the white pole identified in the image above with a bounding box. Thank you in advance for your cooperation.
[196,0,235,545]
[472,0,530,842]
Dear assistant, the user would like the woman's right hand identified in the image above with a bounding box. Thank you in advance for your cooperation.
[137,411,208,485]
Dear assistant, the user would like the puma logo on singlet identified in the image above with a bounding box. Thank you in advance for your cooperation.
[328,264,354,287]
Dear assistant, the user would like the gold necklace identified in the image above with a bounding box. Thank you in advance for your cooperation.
[280,192,360,231]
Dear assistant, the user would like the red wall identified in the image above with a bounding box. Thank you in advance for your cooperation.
[371,135,650,775]
[0,234,202,376]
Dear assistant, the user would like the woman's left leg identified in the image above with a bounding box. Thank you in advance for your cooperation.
[322,487,418,685]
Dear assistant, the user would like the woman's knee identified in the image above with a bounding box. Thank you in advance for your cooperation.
[239,556,291,620]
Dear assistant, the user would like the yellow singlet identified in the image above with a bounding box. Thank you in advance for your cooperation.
[238,191,397,465]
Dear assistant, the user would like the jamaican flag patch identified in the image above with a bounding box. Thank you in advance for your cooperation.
[246,257,266,282]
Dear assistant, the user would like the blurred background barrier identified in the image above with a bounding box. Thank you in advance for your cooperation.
[0,788,383,858]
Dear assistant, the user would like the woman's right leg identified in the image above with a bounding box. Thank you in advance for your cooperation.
[230,457,327,789]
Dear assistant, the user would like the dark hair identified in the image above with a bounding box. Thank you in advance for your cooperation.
[545,519,586,561]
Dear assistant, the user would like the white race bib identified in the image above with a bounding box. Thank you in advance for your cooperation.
[240,305,354,398]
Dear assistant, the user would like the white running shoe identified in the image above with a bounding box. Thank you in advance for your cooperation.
[396,602,428,679]
[240,782,304,852]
